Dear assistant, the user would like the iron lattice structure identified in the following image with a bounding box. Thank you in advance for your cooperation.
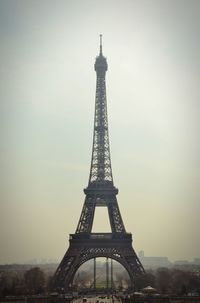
[53,36,145,291]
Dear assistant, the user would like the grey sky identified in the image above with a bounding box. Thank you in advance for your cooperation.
[0,0,200,264]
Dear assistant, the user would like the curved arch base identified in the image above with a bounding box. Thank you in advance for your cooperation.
[53,233,145,291]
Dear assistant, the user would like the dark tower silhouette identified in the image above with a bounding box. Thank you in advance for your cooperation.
[53,36,145,291]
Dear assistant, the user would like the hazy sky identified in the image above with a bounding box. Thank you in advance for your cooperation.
[0,0,200,264]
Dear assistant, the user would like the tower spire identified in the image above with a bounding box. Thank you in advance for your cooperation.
[90,35,111,185]
[100,34,103,55]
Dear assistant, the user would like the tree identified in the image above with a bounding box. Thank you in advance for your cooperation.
[134,270,156,291]
[24,267,45,294]
[0,271,25,296]
[156,268,171,293]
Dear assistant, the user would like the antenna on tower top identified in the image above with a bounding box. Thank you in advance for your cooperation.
[100,34,103,55]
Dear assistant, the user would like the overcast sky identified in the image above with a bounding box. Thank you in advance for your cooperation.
[0,0,200,264]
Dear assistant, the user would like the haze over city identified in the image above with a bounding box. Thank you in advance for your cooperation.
[0,0,200,264]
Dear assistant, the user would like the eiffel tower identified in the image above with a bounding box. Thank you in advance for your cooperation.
[53,36,145,291]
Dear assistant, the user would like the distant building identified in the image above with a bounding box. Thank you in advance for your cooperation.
[174,260,189,265]
[192,258,200,265]
[138,251,172,269]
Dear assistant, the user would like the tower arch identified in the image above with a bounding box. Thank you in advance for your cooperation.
[73,257,131,289]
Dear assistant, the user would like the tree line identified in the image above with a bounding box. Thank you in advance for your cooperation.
[0,266,200,297]
[0,267,50,296]
[134,268,200,295]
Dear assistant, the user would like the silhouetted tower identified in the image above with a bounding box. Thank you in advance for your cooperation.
[53,36,145,291]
